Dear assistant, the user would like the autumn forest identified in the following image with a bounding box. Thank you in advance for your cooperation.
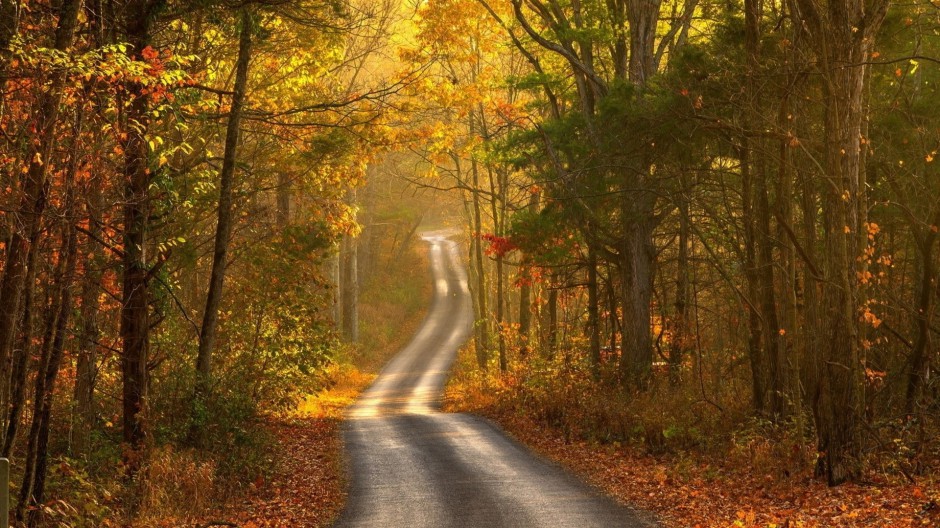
[0,0,939,526]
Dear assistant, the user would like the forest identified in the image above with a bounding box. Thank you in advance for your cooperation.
[0,0,938,526]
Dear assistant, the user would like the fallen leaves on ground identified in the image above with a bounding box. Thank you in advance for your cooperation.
[480,410,940,528]
[142,414,346,528]
[222,417,347,528]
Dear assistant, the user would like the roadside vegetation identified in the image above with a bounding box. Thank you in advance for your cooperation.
[446,343,940,527]
[192,235,433,528]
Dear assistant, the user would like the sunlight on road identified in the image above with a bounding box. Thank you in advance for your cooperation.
[348,232,472,420]
[338,234,651,528]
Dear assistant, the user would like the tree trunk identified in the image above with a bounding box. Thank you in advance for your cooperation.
[341,231,360,343]
[495,252,507,371]
[906,212,939,411]
[742,0,788,418]
[518,266,532,358]
[587,245,601,374]
[276,172,291,227]
[193,9,253,434]
[799,2,886,482]
[0,0,19,110]
[607,269,620,360]
[741,142,767,413]
[1,242,38,459]
[547,278,558,358]
[487,164,507,373]
[119,0,158,472]
[755,160,787,417]
[776,65,805,435]
[73,236,102,457]
[70,0,108,460]
[618,0,660,387]
[331,248,342,327]
[22,222,77,527]
[470,160,489,369]
[517,192,539,358]
[0,0,81,445]
[670,179,690,386]
[17,165,79,524]
[619,218,655,386]
[626,0,660,87]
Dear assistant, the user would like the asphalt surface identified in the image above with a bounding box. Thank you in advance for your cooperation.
[335,232,655,528]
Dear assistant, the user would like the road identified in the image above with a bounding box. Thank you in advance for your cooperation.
[335,232,655,528]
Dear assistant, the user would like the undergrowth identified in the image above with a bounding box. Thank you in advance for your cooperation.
[444,343,937,488]
[11,236,433,527]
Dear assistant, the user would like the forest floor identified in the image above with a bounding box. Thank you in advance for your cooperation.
[206,369,371,528]
[444,378,940,528]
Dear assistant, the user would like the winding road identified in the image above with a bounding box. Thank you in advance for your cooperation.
[335,232,655,528]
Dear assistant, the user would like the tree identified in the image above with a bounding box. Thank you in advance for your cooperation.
[192,7,254,443]
[0,0,82,450]
[791,0,889,485]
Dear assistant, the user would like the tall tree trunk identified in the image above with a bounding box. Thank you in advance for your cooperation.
[341,230,360,342]
[485,164,507,373]
[193,9,253,433]
[587,244,601,374]
[607,269,620,359]
[742,0,788,417]
[73,232,102,457]
[518,266,532,358]
[71,0,108,460]
[618,218,655,385]
[341,186,359,343]
[618,0,660,387]
[331,244,342,327]
[670,178,691,386]
[17,159,80,523]
[276,172,291,227]
[755,160,787,417]
[495,252,507,371]
[517,192,539,358]
[119,0,159,472]
[0,0,20,111]
[741,143,767,413]
[547,276,558,358]
[0,0,81,445]
[22,222,78,527]
[1,243,38,459]
[905,211,938,411]
[791,0,888,482]
[470,159,489,369]
[776,63,805,433]
[626,0,660,87]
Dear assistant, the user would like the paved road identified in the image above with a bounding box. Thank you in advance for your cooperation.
[335,232,655,528]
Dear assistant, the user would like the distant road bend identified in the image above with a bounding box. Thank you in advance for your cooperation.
[335,231,655,528]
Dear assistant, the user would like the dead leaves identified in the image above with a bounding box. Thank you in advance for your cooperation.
[179,417,346,528]
[228,418,346,528]
[475,411,940,528]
